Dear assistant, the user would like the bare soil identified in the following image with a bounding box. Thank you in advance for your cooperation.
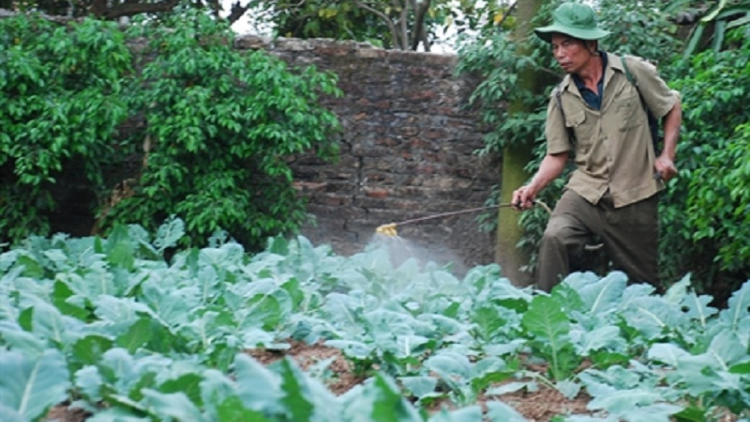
[244,340,366,396]
[45,340,741,422]
[244,341,604,421]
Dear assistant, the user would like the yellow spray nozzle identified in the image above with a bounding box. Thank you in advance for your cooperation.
[376,223,398,237]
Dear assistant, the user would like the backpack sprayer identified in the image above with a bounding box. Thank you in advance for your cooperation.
[375,201,553,237]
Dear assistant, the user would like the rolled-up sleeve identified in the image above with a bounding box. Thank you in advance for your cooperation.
[630,58,680,119]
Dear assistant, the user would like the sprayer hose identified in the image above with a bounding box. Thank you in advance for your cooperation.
[390,201,548,226]
[378,200,603,251]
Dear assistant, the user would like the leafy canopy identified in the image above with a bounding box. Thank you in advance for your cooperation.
[667,28,750,274]
[101,9,342,249]
[0,10,342,250]
[0,15,132,242]
[248,0,517,51]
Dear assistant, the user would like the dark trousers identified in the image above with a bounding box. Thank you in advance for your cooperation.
[537,189,660,292]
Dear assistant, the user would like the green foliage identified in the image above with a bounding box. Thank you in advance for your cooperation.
[0,14,132,242]
[265,0,391,46]
[0,350,71,421]
[521,294,579,381]
[0,225,748,420]
[682,0,750,59]
[1,9,342,250]
[8,0,233,23]
[252,0,518,51]
[456,31,550,155]
[597,0,684,64]
[100,10,341,250]
[660,29,750,287]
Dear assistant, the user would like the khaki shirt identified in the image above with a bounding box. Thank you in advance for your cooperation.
[545,52,680,208]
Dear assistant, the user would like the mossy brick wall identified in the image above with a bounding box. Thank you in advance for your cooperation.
[235,36,500,271]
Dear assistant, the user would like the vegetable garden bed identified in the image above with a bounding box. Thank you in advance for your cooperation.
[0,219,748,422]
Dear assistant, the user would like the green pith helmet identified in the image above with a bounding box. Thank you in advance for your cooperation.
[534,2,611,43]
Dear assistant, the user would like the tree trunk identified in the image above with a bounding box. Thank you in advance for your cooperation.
[495,0,545,287]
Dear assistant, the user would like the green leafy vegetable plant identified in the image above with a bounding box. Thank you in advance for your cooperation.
[0,221,748,421]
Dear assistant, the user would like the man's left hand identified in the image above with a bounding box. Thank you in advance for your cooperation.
[654,155,677,181]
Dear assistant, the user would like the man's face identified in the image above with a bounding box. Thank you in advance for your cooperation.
[551,34,592,74]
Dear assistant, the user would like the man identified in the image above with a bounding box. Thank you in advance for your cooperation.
[512,2,682,292]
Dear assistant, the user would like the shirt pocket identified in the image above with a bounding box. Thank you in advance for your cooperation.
[615,94,643,131]
[565,109,594,145]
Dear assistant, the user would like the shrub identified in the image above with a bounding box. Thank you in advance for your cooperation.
[661,29,750,293]
[100,10,342,250]
[0,10,342,250]
[0,15,132,242]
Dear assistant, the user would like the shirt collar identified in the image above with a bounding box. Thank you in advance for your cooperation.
[559,51,616,93]
[571,51,608,91]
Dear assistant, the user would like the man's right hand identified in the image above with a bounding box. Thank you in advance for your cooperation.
[512,186,536,210]
[510,153,567,210]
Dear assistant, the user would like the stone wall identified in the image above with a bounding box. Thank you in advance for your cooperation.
[235,36,500,271]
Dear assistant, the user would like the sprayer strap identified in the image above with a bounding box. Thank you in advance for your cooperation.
[554,85,576,146]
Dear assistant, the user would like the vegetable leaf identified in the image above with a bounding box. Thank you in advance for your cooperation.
[0,350,71,421]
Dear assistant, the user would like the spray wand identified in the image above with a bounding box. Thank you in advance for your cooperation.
[375,201,552,237]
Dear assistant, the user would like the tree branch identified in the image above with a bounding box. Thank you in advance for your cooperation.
[409,0,430,51]
[397,0,409,50]
[227,0,250,24]
[495,1,517,30]
[354,0,401,49]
